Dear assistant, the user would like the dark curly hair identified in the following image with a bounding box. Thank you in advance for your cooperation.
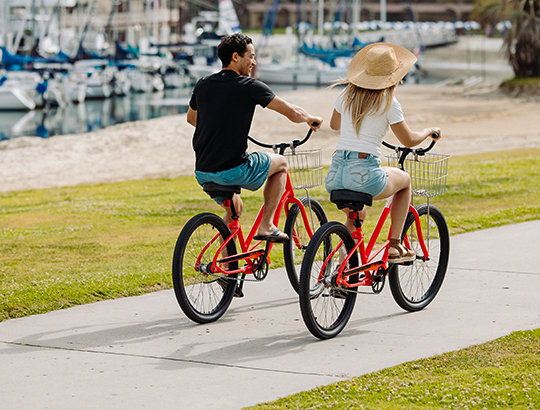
[217,33,253,67]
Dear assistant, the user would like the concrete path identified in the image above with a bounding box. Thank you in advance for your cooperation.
[1,221,539,410]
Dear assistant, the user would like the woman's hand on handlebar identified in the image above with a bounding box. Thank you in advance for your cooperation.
[425,127,441,140]
[308,117,323,131]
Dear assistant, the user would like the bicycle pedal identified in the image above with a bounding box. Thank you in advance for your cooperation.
[393,260,414,266]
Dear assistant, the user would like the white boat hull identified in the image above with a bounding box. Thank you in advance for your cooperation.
[0,87,36,110]
[256,64,347,86]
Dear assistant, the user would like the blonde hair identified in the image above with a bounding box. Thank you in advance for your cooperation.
[333,82,396,135]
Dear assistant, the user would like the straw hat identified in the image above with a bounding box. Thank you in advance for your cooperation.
[346,43,417,90]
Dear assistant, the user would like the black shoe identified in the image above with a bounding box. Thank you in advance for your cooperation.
[253,228,289,243]
[216,277,244,298]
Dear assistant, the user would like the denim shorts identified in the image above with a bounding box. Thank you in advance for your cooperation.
[195,152,271,204]
[325,150,388,197]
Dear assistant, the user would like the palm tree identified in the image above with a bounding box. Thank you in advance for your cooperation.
[472,0,539,78]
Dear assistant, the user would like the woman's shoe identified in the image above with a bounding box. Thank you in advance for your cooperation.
[387,238,416,263]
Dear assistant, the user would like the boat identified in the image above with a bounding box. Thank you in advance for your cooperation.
[161,65,187,89]
[126,68,154,93]
[0,85,37,110]
[72,60,113,99]
[256,59,347,86]
[180,0,242,83]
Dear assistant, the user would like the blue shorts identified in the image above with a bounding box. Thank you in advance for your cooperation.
[325,150,388,197]
[195,152,271,204]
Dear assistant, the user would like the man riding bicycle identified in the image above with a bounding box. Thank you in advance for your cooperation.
[187,33,322,242]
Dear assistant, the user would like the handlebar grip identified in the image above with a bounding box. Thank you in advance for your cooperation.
[417,139,437,154]
[432,131,440,139]
[311,121,319,127]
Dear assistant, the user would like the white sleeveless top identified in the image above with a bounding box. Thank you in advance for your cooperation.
[334,91,404,157]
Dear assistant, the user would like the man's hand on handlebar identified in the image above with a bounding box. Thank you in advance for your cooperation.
[308,118,323,131]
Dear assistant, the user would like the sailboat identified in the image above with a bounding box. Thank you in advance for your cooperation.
[181,0,242,82]
[0,83,37,110]
[255,0,353,85]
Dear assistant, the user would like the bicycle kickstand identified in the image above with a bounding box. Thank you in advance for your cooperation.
[235,275,246,297]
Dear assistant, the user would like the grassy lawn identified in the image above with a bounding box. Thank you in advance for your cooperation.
[1,148,539,322]
[246,328,540,410]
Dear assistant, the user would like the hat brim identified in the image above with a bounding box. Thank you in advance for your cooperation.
[347,43,417,90]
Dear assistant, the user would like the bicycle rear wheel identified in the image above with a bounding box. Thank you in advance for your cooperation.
[283,197,328,294]
[172,212,238,323]
[299,222,358,339]
[389,204,449,312]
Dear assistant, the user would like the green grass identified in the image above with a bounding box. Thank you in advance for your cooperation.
[500,76,540,87]
[1,148,539,322]
[245,328,540,410]
[500,77,540,95]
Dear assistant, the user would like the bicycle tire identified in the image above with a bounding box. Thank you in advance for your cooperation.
[299,222,358,339]
[172,212,238,323]
[283,197,328,294]
[389,204,450,312]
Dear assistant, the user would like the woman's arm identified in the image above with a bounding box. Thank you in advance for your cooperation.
[390,120,441,148]
[330,109,341,131]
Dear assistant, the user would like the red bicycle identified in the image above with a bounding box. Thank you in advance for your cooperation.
[172,128,328,323]
[299,138,450,339]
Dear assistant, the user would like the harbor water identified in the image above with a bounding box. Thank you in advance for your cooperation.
[0,83,322,141]
[0,87,194,141]
[0,36,513,141]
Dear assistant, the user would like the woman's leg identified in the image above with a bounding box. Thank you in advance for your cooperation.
[342,207,367,234]
[374,167,413,258]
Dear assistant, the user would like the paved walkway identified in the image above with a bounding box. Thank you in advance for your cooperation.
[1,221,539,410]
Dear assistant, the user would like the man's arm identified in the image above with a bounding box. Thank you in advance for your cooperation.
[187,107,197,127]
[266,96,322,131]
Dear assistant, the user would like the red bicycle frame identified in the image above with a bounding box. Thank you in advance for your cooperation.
[321,197,429,289]
[203,172,316,276]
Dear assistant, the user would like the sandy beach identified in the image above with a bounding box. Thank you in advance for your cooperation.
[1,72,539,193]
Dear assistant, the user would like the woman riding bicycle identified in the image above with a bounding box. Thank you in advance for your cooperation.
[325,43,442,263]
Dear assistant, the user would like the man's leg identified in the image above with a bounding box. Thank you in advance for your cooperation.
[220,193,243,225]
[257,153,288,239]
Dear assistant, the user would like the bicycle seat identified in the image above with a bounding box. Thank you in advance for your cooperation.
[330,190,373,211]
[202,182,241,199]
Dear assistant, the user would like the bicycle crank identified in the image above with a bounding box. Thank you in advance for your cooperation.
[253,241,271,281]
[371,267,387,294]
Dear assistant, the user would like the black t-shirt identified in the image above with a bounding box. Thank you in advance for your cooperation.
[189,70,275,172]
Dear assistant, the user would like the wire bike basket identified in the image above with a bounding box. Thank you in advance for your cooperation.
[284,149,323,189]
[386,152,450,197]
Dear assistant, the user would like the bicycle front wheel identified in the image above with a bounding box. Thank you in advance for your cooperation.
[283,197,328,294]
[299,222,358,339]
[389,204,450,312]
[172,213,238,324]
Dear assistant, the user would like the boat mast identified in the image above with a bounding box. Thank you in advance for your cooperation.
[317,0,323,35]
[76,0,98,57]
[1,0,8,49]
[380,0,386,41]
[153,0,159,41]
[352,0,361,37]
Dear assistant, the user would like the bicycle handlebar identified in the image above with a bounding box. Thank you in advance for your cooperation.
[247,122,319,156]
[382,132,439,168]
